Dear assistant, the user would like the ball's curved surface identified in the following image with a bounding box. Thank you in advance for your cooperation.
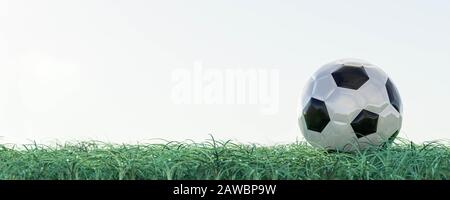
[299,59,402,151]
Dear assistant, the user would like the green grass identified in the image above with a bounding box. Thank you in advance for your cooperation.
[0,138,449,180]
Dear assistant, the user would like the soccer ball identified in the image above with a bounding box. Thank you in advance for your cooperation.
[299,59,402,151]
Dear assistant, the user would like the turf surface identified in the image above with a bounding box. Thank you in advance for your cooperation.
[0,139,448,180]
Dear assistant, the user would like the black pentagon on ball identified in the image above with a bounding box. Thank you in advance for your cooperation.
[351,109,379,138]
[386,78,402,112]
[331,66,369,90]
[303,98,330,132]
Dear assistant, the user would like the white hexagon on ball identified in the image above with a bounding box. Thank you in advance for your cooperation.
[299,59,403,152]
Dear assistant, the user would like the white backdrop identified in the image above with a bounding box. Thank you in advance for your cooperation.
[1,0,449,144]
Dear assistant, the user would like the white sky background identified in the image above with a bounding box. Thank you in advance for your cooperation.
[0,0,449,144]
